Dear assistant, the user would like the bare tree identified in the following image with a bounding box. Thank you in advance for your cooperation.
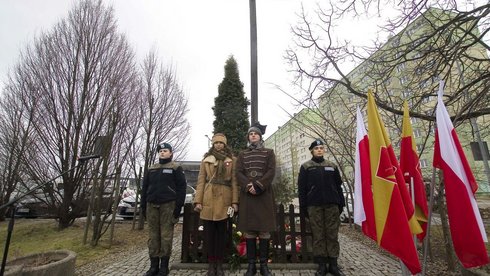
[4,0,141,229]
[286,1,489,122]
[285,0,490,271]
[129,50,190,229]
[140,50,190,168]
[0,85,36,220]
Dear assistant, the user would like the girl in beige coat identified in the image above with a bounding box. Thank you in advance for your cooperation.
[194,133,239,276]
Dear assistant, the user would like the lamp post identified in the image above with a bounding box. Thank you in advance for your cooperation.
[205,134,211,148]
[249,0,258,124]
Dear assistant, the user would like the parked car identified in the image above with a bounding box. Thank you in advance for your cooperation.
[116,185,196,219]
[117,189,139,220]
[184,185,196,205]
[14,197,50,218]
[13,191,57,218]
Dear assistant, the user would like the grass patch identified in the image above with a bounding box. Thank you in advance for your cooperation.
[0,218,148,267]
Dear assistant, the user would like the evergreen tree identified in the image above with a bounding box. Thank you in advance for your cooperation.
[213,56,250,154]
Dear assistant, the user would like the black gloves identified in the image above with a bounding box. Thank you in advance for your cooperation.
[173,208,181,219]
[252,182,263,195]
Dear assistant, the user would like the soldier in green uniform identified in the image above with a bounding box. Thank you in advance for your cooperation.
[236,122,276,276]
[298,139,345,276]
[141,143,186,276]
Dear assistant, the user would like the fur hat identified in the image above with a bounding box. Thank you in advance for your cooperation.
[157,142,172,152]
[308,139,325,150]
[212,133,227,145]
[248,122,267,137]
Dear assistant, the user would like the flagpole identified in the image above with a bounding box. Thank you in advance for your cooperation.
[399,179,415,276]
[422,166,437,275]
[410,177,417,245]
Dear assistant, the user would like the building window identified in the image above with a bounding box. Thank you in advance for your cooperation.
[402,89,411,98]
[406,28,415,37]
[420,159,428,168]
[397,63,406,73]
[411,117,418,124]
[400,76,409,85]
[422,96,432,103]
[413,128,422,138]
[417,144,424,152]
[391,36,400,47]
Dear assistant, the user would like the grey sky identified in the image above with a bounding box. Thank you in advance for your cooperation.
[0,0,316,161]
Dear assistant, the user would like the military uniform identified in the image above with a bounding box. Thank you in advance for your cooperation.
[142,158,186,276]
[298,152,344,276]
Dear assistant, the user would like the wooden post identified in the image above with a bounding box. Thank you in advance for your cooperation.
[133,166,142,230]
[288,204,298,262]
[277,204,286,262]
[137,167,145,230]
[82,166,98,244]
[108,166,122,247]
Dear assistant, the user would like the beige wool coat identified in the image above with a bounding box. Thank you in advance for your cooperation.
[194,155,239,221]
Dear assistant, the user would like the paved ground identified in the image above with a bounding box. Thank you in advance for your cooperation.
[81,198,490,275]
[85,226,403,276]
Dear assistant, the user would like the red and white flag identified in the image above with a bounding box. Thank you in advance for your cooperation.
[354,107,376,241]
[433,81,489,268]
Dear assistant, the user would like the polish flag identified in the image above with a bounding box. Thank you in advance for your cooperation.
[354,107,376,241]
[433,81,489,268]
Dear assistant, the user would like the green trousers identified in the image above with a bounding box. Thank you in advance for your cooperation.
[146,201,178,257]
[308,204,340,258]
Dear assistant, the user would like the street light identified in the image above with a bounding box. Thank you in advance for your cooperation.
[249,0,258,124]
[205,134,211,148]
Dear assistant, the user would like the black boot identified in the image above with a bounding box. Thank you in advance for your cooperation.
[156,256,169,276]
[259,239,272,276]
[328,257,341,276]
[315,263,327,276]
[207,259,216,276]
[244,238,257,276]
[215,259,224,276]
[144,257,159,276]
[314,256,327,276]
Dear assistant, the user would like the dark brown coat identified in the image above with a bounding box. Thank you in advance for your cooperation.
[236,147,276,232]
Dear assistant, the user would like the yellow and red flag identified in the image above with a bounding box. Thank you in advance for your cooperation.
[400,101,429,242]
[367,90,421,274]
